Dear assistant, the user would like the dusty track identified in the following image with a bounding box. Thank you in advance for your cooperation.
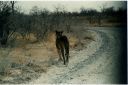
[30,28,122,84]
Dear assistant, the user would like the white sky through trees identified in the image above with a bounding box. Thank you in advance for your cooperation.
[16,1,126,14]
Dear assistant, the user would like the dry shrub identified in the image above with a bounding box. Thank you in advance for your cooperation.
[16,33,37,42]
[25,33,37,42]
[45,32,57,53]
[11,32,37,42]
[68,35,79,48]
[9,48,28,65]
[14,32,23,40]
[28,48,53,62]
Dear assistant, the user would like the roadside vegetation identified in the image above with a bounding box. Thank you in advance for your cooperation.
[0,1,126,84]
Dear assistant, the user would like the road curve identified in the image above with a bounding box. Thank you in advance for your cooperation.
[30,28,123,84]
[53,29,110,83]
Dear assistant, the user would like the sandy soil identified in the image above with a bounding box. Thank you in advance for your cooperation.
[29,27,122,84]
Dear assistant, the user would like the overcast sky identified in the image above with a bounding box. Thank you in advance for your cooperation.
[16,1,126,14]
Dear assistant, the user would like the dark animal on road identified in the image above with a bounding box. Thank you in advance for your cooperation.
[55,30,69,65]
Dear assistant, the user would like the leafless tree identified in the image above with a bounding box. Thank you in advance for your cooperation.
[0,1,11,46]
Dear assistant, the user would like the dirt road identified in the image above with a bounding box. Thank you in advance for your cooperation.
[29,27,125,84]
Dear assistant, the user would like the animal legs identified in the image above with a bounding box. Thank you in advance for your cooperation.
[57,49,63,61]
[61,48,66,65]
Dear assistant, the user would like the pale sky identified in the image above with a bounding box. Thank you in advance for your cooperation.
[16,1,126,14]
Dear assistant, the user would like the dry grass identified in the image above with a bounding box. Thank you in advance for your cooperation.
[0,30,94,83]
